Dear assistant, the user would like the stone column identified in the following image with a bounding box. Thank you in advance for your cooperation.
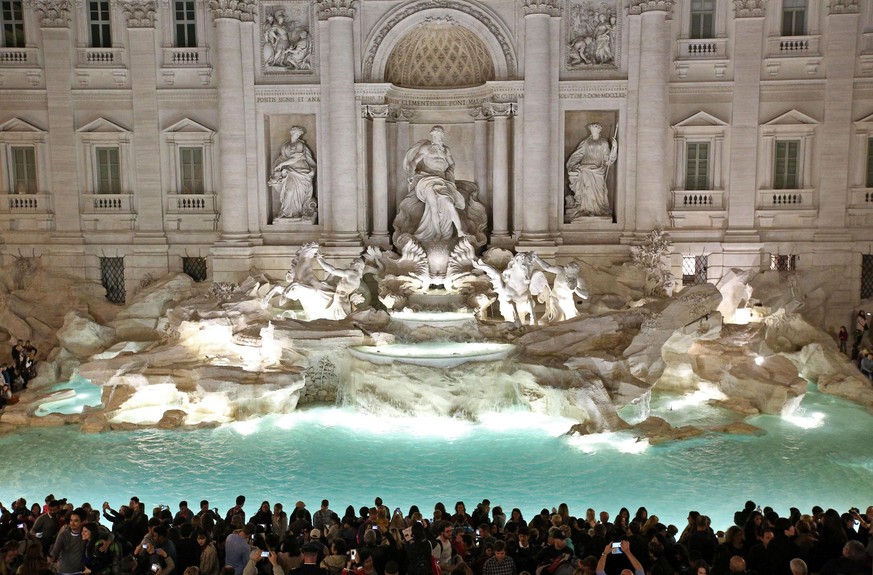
[629,0,672,231]
[486,103,515,243]
[35,0,81,245]
[817,2,859,234]
[123,1,166,247]
[365,105,390,245]
[210,0,256,244]
[725,0,765,239]
[469,107,489,206]
[319,0,361,246]
[393,108,414,213]
[519,0,560,245]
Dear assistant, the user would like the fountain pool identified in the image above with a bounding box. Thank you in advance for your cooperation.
[1,383,871,530]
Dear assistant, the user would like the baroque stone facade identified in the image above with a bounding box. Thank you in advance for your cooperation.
[0,0,871,330]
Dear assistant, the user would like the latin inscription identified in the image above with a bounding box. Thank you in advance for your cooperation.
[256,96,320,103]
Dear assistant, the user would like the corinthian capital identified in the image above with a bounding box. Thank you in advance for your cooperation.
[520,0,562,17]
[733,0,766,17]
[628,0,675,15]
[208,0,257,22]
[121,0,156,28]
[30,0,72,28]
[363,105,390,120]
[829,0,858,14]
[483,102,517,118]
[318,0,356,20]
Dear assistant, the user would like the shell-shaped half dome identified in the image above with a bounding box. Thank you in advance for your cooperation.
[384,19,496,88]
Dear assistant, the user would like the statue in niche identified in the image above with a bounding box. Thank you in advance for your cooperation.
[268,126,317,222]
[403,125,469,241]
[262,8,310,71]
[392,125,488,284]
[565,122,617,222]
[566,1,617,68]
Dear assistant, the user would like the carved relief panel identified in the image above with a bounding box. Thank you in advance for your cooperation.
[260,1,313,74]
[564,0,619,71]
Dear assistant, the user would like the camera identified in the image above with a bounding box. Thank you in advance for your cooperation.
[151,565,160,573]
[611,542,623,555]
[17,523,24,529]
[261,551,270,558]
[142,544,149,549]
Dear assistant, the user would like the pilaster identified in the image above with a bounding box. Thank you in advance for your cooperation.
[125,2,166,247]
[518,0,560,245]
[817,5,860,234]
[630,0,672,231]
[318,0,362,246]
[37,0,81,243]
[726,0,765,240]
[209,3,256,279]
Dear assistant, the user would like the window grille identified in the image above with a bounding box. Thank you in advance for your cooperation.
[1,0,25,48]
[689,0,714,40]
[862,255,873,300]
[100,257,125,304]
[782,0,806,36]
[770,254,797,272]
[682,255,708,286]
[88,0,111,48]
[183,256,207,282]
[173,0,196,48]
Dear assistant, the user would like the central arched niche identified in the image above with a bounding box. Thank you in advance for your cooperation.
[384,19,495,88]
[363,0,516,83]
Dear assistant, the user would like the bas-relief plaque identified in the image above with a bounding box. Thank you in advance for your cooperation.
[564,0,619,71]
[261,1,313,74]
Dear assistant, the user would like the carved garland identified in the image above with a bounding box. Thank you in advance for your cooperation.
[363,0,517,82]
[30,0,72,28]
[208,0,257,22]
[828,0,858,15]
[627,0,675,15]
[121,0,157,28]
[732,0,765,18]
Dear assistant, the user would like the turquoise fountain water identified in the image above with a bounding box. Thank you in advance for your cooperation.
[2,382,871,529]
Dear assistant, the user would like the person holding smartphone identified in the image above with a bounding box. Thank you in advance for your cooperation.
[595,541,643,575]
[243,548,283,575]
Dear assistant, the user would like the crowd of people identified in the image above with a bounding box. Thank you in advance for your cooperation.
[0,338,38,408]
[0,495,871,575]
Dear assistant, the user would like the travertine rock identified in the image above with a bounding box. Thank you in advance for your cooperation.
[57,310,116,357]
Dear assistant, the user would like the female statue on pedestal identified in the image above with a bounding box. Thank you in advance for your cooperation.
[565,122,617,221]
[268,126,317,221]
